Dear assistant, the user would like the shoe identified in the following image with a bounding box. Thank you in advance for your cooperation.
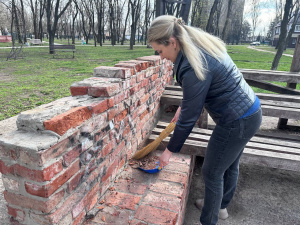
[195,199,229,220]
[219,208,229,220]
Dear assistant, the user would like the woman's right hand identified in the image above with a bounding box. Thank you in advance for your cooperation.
[171,106,181,122]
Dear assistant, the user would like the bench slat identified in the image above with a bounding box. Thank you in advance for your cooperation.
[161,92,300,120]
[152,127,300,155]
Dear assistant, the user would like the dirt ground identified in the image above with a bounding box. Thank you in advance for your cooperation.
[183,115,300,225]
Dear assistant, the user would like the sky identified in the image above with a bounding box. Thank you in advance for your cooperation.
[243,0,277,36]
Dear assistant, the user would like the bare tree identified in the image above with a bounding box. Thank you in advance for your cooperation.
[46,0,72,52]
[271,0,293,70]
[129,0,141,50]
[121,0,130,45]
[286,1,300,47]
[95,0,104,46]
[249,0,261,41]
[221,0,234,41]
[206,0,221,33]
[74,0,92,44]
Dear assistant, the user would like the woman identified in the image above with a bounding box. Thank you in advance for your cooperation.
[148,15,262,225]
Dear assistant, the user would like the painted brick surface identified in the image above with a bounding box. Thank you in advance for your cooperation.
[0,56,175,225]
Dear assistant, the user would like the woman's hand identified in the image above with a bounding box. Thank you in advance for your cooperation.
[171,106,181,122]
[159,148,173,168]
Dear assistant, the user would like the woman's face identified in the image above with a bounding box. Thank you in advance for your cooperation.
[151,37,179,63]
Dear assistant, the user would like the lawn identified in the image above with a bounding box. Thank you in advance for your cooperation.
[0,44,297,121]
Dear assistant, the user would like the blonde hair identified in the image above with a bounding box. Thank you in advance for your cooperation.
[147,15,226,80]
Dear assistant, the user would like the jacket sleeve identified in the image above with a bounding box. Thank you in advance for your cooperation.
[167,66,212,153]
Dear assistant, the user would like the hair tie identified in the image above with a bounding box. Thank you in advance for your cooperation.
[177,17,185,26]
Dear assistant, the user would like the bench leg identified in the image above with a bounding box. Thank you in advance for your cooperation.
[197,109,208,129]
[277,118,288,129]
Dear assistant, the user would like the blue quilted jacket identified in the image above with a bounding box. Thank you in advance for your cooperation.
[167,49,257,153]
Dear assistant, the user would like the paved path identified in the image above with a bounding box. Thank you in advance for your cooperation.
[247,46,294,57]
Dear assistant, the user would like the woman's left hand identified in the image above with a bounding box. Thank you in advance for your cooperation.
[159,148,173,168]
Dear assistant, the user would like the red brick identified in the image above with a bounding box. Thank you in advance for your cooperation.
[143,191,181,212]
[88,83,120,97]
[67,170,85,193]
[46,189,85,224]
[149,180,184,198]
[94,66,132,79]
[72,182,100,218]
[63,144,82,167]
[136,71,145,83]
[7,205,25,221]
[115,63,139,74]
[15,160,63,182]
[165,162,190,174]
[113,178,147,195]
[101,159,118,183]
[136,56,161,66]
[4,189,64,213]
[44,107,92,136]
[38,132,79,166]
[0,160,14,175]
[139,109,149,121]
[104,191,141,210]
[110,140,125,160]
[130,76,136,87]
[120,60,149,70]
[134,205,178,224]
[122,125,131,138]
[86,206,132,224]
[139,93,150,105]
[108,108,116,121]
[25,160,80,198]
[72,210,86,225]
[114,92,126,105]
[129,220,148,225]
[115,109,128,123]
[98,140,116,159]
[70,86,88,96]
[88,99,109,114]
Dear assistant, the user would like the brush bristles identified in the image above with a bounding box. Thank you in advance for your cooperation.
[132,122,176,159]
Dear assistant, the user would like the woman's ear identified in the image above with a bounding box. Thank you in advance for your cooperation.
[169,37,177,48]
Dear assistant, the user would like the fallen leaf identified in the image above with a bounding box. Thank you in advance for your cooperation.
[102,215,106,222]
[97,206,105,210]
[99,199,105,204]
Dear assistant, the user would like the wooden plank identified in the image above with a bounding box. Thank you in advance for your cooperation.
[164,89,300,103]
[245,79,300,95]
[148,134,300,171]
[262,105,300,120]
[155,122,300,149]
[152,127,300,155]
[240,69,300,83]
[260,99,300,109]
[256,93,300,103]
[148,135,300,162]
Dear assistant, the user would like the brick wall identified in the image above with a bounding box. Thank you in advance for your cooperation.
[0,56,173,225]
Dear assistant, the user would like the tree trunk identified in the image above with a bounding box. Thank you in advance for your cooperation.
[47,0,72,53]
[271,0,293,70]
[221,0,233,42]
[206,0,220,33]
[121,2,130,45]
[286,4,299,48]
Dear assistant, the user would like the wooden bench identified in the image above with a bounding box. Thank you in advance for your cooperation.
[30,39,42,45]
[162,85,300,121]
[149,121,300,172]
[50,45,75,58]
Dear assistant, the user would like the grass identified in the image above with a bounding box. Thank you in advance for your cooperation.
[0,45,154,120]
[0,44,297,121]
